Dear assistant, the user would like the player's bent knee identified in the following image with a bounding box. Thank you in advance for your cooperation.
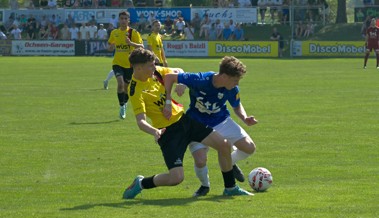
[169,175,184,185]
[194,157,207,168]
[246,142,256,154]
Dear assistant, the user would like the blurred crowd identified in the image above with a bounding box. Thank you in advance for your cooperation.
[0,0,335,41]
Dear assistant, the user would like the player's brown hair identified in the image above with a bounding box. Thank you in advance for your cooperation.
[219,56,246,77]
[119,11,130,18]
[129,48,156,65]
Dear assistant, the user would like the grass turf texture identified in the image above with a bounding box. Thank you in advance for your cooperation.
[0,57,378,218]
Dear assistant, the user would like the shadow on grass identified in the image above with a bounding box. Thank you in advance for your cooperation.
[60,195,232,211]
[69,120,120,125]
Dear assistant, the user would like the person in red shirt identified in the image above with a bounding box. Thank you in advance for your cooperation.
[364,18,379,69]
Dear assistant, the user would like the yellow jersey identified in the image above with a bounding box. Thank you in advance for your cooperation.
[128,66,184,128]
[147,32,164,63]
[108,28,143,68]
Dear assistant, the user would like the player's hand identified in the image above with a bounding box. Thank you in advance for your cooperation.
[125,35,131,45]
[244,116,258,126]
[163,104,172,120]
[175,84,187,97]
[154,128,166,143]
[108,44,115,51]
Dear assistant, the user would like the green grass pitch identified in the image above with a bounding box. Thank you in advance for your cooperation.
[0,57,378,218]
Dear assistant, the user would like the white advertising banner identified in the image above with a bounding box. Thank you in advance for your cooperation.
[11,41,75,56]
[163,41,208,57]
[191,8,258,24]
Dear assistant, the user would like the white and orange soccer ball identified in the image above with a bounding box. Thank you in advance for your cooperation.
[248,167,273,192]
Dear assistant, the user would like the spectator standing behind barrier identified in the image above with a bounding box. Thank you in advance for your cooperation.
[65,14,75,28]
[69,24,79,40]
[79,23,89,40]
[270,27,283,57]
[208,23,217,41]
[48,23,59,40]
[281,0,289,24]
[10,25,22,40]
[50,14,58,26]
[89,16,97,26]
[97,24,108,39]
[215,19,224,40]
[175,17,185,37]
[148,11,156,29]
[26,15,37,39]
[19,14,27,31]
[107,23,115,38]
[222,23,233,40]
[60,24,70,40]
[258,0,268,24]
[191,12,201,32]
[136,13,148,32]
[39,26,48,39]
[183,22,195,40]
[164,15,174,35]
[109,14,118,28]
[199,14,211,39]
[88,22,98,39]
[233,23,244,40]
[40,15,48,30]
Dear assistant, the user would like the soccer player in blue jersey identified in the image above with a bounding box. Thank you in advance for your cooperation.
[164,56,257,197]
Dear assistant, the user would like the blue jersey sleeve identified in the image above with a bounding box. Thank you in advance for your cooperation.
[228,86,241,108]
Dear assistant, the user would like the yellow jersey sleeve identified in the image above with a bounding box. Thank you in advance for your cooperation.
[128,67,184,129]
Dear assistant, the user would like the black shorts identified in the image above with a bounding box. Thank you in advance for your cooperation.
[157,113,213,170]
[113,65,133,83]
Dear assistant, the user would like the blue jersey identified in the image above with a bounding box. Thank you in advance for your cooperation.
[178,72,240,127]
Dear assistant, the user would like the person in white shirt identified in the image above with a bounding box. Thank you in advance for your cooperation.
[88,23,98,39]
[175,17,185,36]
[79,23,89,40]
[69,24,79,40]
[183,22,194,40]
[11,25,22,40]
[109,14,118,28]
[97,23,107,39]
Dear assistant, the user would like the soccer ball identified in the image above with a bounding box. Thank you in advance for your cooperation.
[248,167,273,192]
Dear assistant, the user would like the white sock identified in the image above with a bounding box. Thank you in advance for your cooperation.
[105,70,114,81]
[194,165,210,187]
[231,149,251,165]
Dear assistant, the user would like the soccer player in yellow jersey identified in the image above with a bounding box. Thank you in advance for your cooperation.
[147,20,168,67]
[122,48,253,199]
[108,11,144,119]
